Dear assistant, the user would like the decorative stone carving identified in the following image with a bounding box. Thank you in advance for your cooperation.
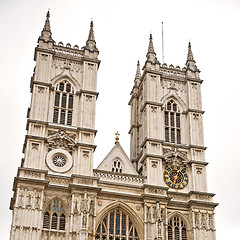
[47,129,76,150]
[24,171,41,179]
[195,212,200,228]
[89,199,94,215]
[201,213,207,229]
[148,188,163,195]
[163,147,189,167]
[168,193,188,201]
[208,214,214,229]
[77,178,93,185]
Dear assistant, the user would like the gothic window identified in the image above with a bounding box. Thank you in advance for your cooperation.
[43,199,66,232]
[96,209,139,240]
[164,100,181,144]
[53,81,74,126]
[112,158,123,173]
[168,216,187,240]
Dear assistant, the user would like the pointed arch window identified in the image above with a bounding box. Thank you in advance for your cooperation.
[43,199,66,232]
[165,100,181,144]
[53,81,74,126]
[96,209,139,240]
[168,216,187,240]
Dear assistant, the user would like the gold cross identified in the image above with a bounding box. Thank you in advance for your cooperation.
[115,131,120,143]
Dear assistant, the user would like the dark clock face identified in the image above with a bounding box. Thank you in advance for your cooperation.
[52,154,66,167]
[164,166,188,189]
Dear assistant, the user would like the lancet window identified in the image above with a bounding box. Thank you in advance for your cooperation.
[112,158,123,173]
[43,199,66,231]
[168,216,187,240]
[164,100,181,144]
[96,209,139,240]
[53,81,74,126]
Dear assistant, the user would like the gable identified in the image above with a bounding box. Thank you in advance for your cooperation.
[96,143,138,175]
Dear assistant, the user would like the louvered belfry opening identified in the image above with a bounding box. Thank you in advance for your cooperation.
[96,209,139,240]
[43,199,66,232]
[167,216,187,240]
[164,100,181,144]
[53,81,74,126]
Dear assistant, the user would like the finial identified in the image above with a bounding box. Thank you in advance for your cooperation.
[148,33,155,53]
[135,60,141,80]
[185,42,200,75]
[145,33,158,64]
[38,10,54,48]
[43,10,51,32]
[88,20,95,41]
[187,41,195,62]
[115,131,120,143]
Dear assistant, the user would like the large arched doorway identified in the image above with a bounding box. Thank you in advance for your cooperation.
[95,208,140,240]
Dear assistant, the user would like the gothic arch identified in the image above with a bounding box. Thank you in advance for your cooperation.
[167,211,192,240]
[161,94,187,112]
[95,201,143,239]
[42,197,68,231]
[51,73,80,89]
[167,211,190,229]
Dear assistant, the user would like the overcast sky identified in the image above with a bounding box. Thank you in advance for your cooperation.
[1,0,240,239]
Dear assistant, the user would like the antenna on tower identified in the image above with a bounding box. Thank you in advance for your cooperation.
[162,22,164,63]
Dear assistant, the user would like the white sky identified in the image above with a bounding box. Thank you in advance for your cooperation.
[0,0,240,239]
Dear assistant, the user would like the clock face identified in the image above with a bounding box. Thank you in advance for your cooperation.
[52,154,66,167]
[164,166,188,189]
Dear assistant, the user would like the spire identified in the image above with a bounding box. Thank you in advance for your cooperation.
[84,20,98,51]
[38,11,54,48]
[146,33,158,64]
[187,42,195,62]
[185,42,200,77]
[88,20,95,41]
[148,33,155,54]
[43,10,51,32]
[135,60,141,81]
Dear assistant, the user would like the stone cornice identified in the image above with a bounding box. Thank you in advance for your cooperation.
[182,108,205,115]
[98,190,141,200]
[76,142,97,151]
[185,77,203,83]
[189,160,208,166]
[161,75,186,82]
[128,124,141,134]
[76,89,99,99]
[81,56,101,67]
[141,68,162,81]
[30,80,52,93]
[140,193,171,202]
[187,200,218,208]
[68,183,101,192]
[189,144,207,150]
[140,137,164,148]
[140,154,164,164]
[140,101,163,112]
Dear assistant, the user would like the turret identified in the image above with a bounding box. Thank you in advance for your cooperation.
[185,42,200,78]
[143,33,160,70]
[38,11,55,49]
[82,20,99,58]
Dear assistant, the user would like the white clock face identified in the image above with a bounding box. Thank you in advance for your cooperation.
[46,149,73,173]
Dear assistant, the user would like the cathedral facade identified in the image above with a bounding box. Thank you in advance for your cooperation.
[9,12,218,240]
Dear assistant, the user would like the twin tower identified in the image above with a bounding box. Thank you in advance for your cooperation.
[9,12,217,240]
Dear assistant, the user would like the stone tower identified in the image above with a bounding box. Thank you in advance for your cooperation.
[9,12,100,240]
[129,34,217,239]
[9,13,217,240]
